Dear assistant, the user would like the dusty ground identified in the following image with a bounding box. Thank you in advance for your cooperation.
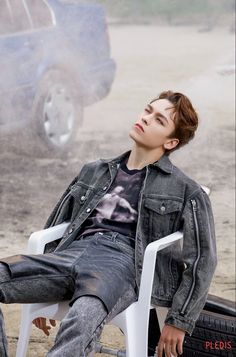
[0,25,235,356]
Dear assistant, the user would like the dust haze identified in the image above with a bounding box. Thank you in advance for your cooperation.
[0,1,235,356]
[0,0,111,142]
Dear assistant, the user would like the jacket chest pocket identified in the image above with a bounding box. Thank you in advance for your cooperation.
[144,197,183,239]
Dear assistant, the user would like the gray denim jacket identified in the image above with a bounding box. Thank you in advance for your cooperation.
[44,150,217,336]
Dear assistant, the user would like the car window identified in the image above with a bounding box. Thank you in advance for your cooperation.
[0,0,33,36]
[25,0,54,29]
[8,0,31,32]
[0,1,11,35]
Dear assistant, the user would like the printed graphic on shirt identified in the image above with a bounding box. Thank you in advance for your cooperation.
[79,159,146,238]
[96,185,138,223]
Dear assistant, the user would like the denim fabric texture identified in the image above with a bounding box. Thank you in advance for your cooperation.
[43,150,217,336]
[0,231,137,357]
[47,288,137,357]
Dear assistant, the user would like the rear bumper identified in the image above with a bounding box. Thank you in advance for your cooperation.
[81,59,116,106]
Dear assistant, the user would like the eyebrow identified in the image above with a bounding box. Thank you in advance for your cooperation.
[146,104,169,124]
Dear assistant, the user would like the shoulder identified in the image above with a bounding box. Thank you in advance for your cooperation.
[81,158,106,172]
[73,158,107,183]
[171,164,206,199]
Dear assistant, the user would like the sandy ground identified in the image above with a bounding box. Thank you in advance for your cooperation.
[0,25,235,356]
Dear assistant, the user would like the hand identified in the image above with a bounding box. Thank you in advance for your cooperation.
[32,317,56,336]
[157,324,185,357]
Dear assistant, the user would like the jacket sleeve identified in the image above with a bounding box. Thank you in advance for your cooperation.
[43,175,78,229]
[44,164,88,229]
[164,188,218,336]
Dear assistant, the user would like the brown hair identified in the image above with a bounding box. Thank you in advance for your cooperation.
[150,90,199,155]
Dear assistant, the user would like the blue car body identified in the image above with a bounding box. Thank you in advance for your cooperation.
[0,0,116,134]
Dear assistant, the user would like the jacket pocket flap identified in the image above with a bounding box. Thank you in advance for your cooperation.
[144,197,183,215]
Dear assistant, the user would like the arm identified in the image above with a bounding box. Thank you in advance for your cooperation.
[43,163,90,252]
[44,175,79,229]
[164,189,217,335]
[157,189,217,357]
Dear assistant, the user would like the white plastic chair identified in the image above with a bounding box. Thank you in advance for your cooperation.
[15,223,182,357]
[16,185,210,357]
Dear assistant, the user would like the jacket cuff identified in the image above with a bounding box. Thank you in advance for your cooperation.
[164,311,196,336]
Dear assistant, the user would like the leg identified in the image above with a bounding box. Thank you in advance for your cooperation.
[0,308,8,357]
[47,296,107,357]
[0,255,73,357]
[47,285,137,357]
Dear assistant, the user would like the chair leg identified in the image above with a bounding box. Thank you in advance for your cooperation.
[112,304,149,357]
[15,306,33,357]
[125,321,147,357]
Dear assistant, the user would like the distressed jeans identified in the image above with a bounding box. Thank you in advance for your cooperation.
[0,231,138,356]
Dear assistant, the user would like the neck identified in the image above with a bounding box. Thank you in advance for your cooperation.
[126,144,165,170]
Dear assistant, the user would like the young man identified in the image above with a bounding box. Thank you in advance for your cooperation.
[0,91,217,357]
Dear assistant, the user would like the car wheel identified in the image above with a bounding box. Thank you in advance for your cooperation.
[182,310,235,356]
[148,294,236,357]
[31,69,83,157]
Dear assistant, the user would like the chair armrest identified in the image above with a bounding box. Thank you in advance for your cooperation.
[138,231,183,307]
[27,222,70,254]
[200,185,210,195]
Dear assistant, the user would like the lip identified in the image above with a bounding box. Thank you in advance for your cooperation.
[134,123,144,132]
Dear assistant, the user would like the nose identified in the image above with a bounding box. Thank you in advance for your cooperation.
[141,115,152,125]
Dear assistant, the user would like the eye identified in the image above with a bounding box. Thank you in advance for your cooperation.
[156,117,164,125]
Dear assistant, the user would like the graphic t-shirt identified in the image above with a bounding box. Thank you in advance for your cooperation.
[78,158,146,238]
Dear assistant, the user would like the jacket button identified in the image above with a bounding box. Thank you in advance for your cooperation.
[81,195,86,201]
[86,208,91,213]
[68,228,74,234]
[103,186,107,191]
[161,205,166,212]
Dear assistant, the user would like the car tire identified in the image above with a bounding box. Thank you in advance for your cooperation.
[182,310,235,357]
[148,294,236,357]
[30,68,83,157]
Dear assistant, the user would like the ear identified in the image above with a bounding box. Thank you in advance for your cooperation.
[163,138,179,151]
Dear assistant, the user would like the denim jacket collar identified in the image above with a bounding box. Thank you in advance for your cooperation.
[101,150,173,174]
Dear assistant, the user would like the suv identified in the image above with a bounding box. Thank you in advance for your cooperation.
[0,0,115,155]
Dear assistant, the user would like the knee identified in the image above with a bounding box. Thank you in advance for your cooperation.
[66,296,107,330]
[0,263,11,285]
[0,263,12,303]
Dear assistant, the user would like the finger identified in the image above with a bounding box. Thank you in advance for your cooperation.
[33,318,50,336]
[32,319,37,326]
[170,342,178,357]
[42,325,50,336]
[43,323,51,336]
[157,340,165,357]
[164,341,172,357]
[33,318,41,329]
[49,319,56,327]
[38,318,44,331]
[38,318,44,330]
[177,338,183,355]
[40,318,50,336]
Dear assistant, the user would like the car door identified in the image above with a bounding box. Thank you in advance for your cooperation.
[0,0,56,131]
[0,0,37,128]
[23,0,57,82]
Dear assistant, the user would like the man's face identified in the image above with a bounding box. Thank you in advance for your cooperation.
[129,98,179,152]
